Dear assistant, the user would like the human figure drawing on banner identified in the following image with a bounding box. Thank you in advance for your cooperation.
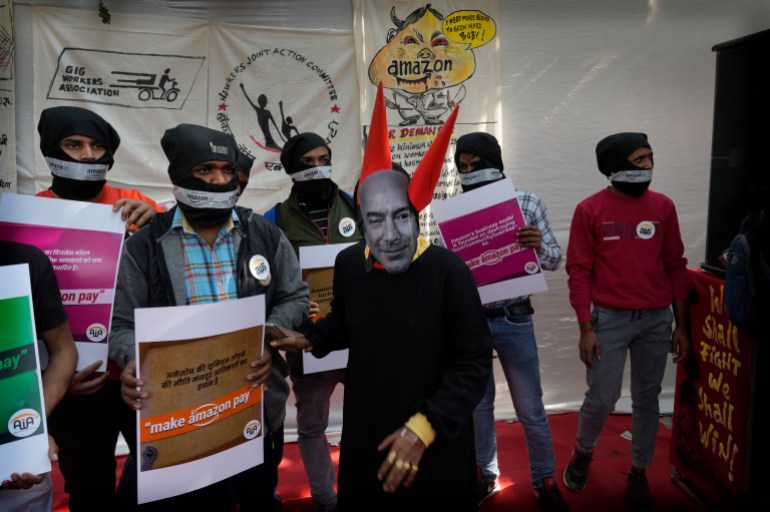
[368,4,496,126]
[240,83,285,151]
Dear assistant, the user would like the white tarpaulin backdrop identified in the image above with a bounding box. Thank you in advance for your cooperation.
[9,1,770,438]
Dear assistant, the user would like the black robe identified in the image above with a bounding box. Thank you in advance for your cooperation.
[308,242,492,510]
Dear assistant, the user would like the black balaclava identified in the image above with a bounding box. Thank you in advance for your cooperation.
[280,132,335,209]
[161,124,239,226]
[595,132,653,197]
[38,106,121,200]
[235,151,255,191]
[454,132,506,192]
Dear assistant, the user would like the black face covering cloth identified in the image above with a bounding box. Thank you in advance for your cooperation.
[38,106,120,200]
[161,124,239,226]
[454,132,506,192]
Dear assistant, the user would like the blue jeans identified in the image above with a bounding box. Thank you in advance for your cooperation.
[473,313,556,487]
[292,368,345,511]
[576,306,672,469]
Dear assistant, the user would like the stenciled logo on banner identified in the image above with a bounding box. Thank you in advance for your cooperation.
[46,48,205,109]
[368,5,495,127]
[214,48,343,172]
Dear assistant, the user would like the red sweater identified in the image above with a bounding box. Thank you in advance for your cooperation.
[566,187,691,323]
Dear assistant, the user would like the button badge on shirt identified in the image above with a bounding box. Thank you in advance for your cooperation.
[338,217,356,237]
[249,254,272,286]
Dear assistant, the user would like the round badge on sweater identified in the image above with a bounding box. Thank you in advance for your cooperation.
[338,217,356,237]
[249,254,272,286]
[636,221,656,240]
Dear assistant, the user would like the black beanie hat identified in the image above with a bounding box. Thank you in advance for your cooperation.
[160,124,238,183]
[38,106,121,168]
[235,151,255,177]
[595,132,651,176]
[454,132,504,172]
[279,132,331,175]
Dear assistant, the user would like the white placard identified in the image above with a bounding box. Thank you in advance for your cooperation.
[134,295,266,504]
[0,264,51,479]
[299,243,354,373]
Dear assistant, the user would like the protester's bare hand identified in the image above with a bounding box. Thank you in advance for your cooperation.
[48,435,59,463]
[269,327,312,353]
[247,351,272,390]
[68,360,108,395]
[113,198,156,230]
[377,426,425,493]
[1,472,45,491]
[579,330,601,369]
[672,326,691,364]
[516,225,542,250]
[120,359,147,410]
[308,301,320,319]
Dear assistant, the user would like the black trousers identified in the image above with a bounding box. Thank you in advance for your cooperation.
[48,379,137,512]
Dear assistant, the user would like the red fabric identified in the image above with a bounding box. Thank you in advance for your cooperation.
[52,413,701,511]
[36,184,163,212]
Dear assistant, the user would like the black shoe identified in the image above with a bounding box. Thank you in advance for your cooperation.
[534,477,570,511]
[562,450,592,493]
[477,478,501,506]
[533,476,569,512]
[625,470,652,512]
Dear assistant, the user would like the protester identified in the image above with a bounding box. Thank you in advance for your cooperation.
[112,123,308,511]
[35,105,162,512]
[563,132,691,512]
[264,131,359,512]
[36,106,161,232]
[454,132,569,511]
[273,92,491,510]
[0,241,78,511]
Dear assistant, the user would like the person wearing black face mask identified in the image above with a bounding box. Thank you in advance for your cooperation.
[34,106,162,512]
[454,132,569,511]
[263,132,359,512]
[36,106,162,232]
[111,123,309,511]
[564,133,692,512]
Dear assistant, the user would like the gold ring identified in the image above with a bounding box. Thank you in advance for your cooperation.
[410,463,419,472]
[395,459,408,471]
[387,451,397,464]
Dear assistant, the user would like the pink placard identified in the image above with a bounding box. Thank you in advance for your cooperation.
[439,198,542,287]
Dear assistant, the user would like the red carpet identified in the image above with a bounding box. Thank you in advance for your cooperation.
[52,412,704,511]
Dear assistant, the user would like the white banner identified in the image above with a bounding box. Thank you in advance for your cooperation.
[353,0,501,243]
[209,23,361,212]
[31,5,209,201]
[0,0,15,193]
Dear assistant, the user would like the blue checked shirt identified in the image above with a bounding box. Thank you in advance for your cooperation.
[172,208,240,305]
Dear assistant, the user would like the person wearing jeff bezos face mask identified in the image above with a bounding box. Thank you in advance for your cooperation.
[270,89,492,510]
[563,132,692,512]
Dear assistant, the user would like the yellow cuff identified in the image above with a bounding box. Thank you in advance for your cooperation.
[405,413,436,448]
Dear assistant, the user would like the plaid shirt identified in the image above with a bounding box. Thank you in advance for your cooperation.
[172,208,239,305]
